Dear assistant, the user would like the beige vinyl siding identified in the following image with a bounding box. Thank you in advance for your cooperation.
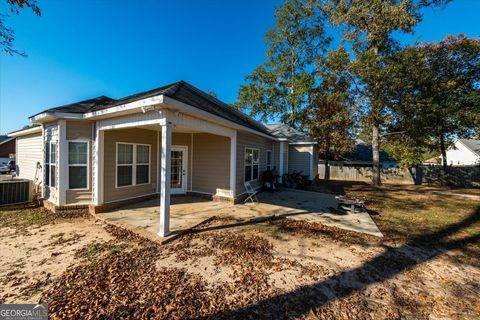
[288,145,312,175]
[191,133,230,194]
[44,122,58,203]
[236,130,275,196]
[16,132,43,182]
[66,121,93,204]
[103,128,158,203]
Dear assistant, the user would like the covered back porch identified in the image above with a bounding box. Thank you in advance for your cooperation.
[92,106,237,237]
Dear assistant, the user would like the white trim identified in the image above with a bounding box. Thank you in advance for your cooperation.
[93,128,104,205]
[115,142,151,188]
[170,145,188,195]
[229,131,237,197]
[9,126,42,137]
[309,145,314,180]
[66,140,90,190]
[57,120,67,205]
[190,133,193,191]
[244,147,260,182]
[279,142,284,175]
[156,130,160,193]
[159,124,172,237]
[289,141,317,145]
[162,96,273,140]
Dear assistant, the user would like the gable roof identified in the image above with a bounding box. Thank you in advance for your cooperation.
[458,139,480,156]
[265,124,316,143]
[29,81,274,137]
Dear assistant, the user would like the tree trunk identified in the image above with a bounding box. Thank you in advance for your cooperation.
[372,123,381,186]
[324,138,330,180]
[440,134,447,167]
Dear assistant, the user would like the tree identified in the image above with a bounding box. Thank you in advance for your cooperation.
[307,47,355,179]
[323,0,450,185]
[382,35,480,167]
[1,0,41,56]
[422,35,480,166]
[236,0,330,128]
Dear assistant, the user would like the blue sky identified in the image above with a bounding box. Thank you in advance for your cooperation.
[0,0,479,134]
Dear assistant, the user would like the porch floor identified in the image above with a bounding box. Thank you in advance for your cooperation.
[97,190,383,238]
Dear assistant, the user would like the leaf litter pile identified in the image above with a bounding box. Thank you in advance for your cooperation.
[40,217,479,319]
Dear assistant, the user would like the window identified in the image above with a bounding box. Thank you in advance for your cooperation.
[266,150,272,171]
[116,143,150,187]
[245,148,259,182]
[45,142,56,188]
[68,141,88,189]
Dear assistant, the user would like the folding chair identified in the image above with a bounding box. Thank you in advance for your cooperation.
[244,181,259,204]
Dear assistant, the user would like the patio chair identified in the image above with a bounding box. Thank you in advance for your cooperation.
[244,181,259,204]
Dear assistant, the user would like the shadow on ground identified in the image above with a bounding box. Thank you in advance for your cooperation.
[194,205,480,319]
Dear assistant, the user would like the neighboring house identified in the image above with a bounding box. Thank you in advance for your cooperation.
[328,139,397,168]
[9,80,317,236]
[0,135,16,164]
[443,139,480,166]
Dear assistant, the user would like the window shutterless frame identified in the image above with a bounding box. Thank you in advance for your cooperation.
[244,147,260,182]
[115,142,151,188]
[45,141,57,189]
[67,140,90,190]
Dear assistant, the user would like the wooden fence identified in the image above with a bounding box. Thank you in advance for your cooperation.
[318,163,480,187]
[0,179,32,206]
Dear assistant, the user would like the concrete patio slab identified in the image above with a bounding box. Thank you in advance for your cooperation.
[97,190,383,238]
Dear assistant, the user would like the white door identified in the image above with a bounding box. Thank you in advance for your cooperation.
[170,146,187,194]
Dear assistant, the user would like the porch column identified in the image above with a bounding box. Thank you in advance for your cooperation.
[279,142,284,175]
[93,127,104,205]
[158,123,172,237]
[57,120,67,206]
[229,131,237,198]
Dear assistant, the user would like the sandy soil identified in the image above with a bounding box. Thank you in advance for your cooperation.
[0,206,478,319]
[0,217,113,303]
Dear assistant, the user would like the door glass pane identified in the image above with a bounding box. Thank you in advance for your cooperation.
[69,166,87,189]
[171,150,183,189]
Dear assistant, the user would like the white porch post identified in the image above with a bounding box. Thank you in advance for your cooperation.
[279,142,284,175]
[57,120,67,206]
[229,131,237,198]
[93,127,104,205]
[158,123,172,237]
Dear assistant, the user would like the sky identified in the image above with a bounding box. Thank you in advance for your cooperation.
[0,0,479,134]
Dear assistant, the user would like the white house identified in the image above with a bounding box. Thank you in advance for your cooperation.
[443,139,480,166]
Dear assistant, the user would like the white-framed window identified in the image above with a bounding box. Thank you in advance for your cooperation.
[68,141,89,190]
[45,141,57,188]
[116,143,150,188]
[245,148,259,182]
[266,150,272,171]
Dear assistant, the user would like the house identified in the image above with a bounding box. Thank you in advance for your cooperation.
[0,135,16,164]
[321,139,397,168]
[443,139,480,166]
[9,81,318,236]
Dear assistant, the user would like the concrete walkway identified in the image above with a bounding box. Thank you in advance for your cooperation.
[97,190,383,238]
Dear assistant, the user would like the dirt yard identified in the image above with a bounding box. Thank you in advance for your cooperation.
[0,185,479,319]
